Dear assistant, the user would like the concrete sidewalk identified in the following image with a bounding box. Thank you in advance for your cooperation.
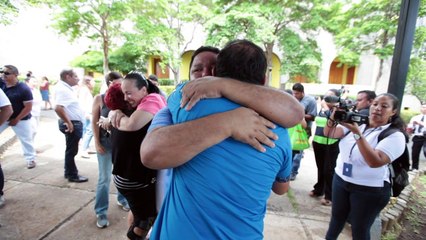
[0,110,354,240]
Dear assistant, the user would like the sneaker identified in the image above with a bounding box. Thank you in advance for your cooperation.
[0,195,5,208]
[81,152,90,159]
[96,215,109,228]
[117,201,130,212]
[27,161,36,169]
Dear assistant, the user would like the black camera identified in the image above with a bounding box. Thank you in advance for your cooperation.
[324,95,368,124]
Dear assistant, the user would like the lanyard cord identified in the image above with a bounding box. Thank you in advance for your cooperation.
[348,127,379,161]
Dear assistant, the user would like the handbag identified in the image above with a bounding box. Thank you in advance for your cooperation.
[288,123,310,151]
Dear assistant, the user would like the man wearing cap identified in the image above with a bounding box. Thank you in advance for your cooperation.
[0,65,37,169]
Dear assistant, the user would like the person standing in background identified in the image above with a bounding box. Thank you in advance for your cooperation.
[54,69,88,183]
[148,74,167,98]
[407,103,426,170]
[25,77,42,143]
[92,72,129,229]
[355,90,376,116]
[40,76,52,110]
[290,83,317,180]
[78,76,95,158]
[0,65,37,169]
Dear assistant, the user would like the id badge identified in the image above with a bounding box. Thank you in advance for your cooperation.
[343,162,353,177]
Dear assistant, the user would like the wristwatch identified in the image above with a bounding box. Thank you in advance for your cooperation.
[353,133,362,141]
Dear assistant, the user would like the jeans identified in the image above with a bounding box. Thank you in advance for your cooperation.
[58,120,82,177]
[81,119,93,151]
[291,150,304,176]
[0,119,36,163]
[325,175,390,240]
[94,136,127,216]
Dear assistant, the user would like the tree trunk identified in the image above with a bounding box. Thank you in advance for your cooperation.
[101,18,110,75]
[374,58,384,91]
[264,42,275,86]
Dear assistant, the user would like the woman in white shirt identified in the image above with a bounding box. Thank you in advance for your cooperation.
[324,93,406,240]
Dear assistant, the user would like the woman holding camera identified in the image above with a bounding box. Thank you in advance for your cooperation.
[324,93,406,240]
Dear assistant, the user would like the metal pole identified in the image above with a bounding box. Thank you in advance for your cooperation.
[388,0,419,109]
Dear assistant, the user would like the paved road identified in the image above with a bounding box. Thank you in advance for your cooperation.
[0,109,361,240]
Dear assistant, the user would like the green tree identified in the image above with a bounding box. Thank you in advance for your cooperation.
[205,0,335,83]
[0,1,40,25]
[42,0,131,74]
[331,0,426,91]
[131,0,213,83]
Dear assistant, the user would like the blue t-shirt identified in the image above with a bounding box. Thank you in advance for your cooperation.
[4,81,33,120]
[151,83,292,240]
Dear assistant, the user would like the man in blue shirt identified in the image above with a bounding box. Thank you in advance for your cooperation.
[144,40,294,239]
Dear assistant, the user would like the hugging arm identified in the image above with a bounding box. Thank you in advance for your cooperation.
[141,107,277,169]
[180,77,304,127]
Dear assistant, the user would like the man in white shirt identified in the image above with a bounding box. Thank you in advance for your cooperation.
[54,69,88,183]
[408,103,426,170]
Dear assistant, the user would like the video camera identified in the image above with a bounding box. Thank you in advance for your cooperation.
[324,95,369,125]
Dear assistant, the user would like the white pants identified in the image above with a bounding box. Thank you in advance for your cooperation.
[0,119,36,163]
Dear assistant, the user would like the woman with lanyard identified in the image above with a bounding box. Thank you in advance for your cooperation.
[324,93,406,240]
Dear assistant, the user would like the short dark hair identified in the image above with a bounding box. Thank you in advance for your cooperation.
[60,69,74,81]
[188,46,220,78]
[4,65,19,75]
[105,71,122,87]
[148,74,158,82]
[358,90,376,101]
[215,39,267,85]
[292,83,304,93]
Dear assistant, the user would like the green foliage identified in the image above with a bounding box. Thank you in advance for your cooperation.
[159,85,176,97]
[206,0,326,83]
[70,51,104,73]
[406,57,426,104]
[158,79,174,86]
[400,109,420,125]
[92,78,102,96]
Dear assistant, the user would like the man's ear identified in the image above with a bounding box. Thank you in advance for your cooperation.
[262,75,268,86]
[211,67,216,76]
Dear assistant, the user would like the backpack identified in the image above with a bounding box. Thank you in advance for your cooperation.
[377,127,410,197]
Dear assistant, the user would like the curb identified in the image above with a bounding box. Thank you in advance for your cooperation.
[380,169,425,235]
[0,128,17,157]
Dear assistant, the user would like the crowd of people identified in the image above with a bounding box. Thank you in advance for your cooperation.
[0,38,425,239]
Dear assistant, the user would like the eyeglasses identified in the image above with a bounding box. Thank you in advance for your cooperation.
[1,71,12,76]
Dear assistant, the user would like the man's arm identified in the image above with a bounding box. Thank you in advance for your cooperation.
[0,105,13,125]
[54,105,74,133]
[272,181,290,195]
[141,107,277,169]
[9,101,32,126]
[180,77,304,127]
[110,109,153,131]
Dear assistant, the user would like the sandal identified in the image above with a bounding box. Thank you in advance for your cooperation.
[320,198,332,206]
[309,190,323,198]
[127,224,146,240]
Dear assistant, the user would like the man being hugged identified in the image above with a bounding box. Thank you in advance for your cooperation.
[147,39,294,239]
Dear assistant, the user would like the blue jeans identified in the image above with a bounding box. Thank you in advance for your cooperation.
[325,175,390,240]
[81,119,93,151]
[58,120,82,177]
[291,150,304,176]
[94,136,127,216]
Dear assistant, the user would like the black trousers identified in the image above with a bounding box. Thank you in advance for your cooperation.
[411,135,426,170]
[312,141,340,200]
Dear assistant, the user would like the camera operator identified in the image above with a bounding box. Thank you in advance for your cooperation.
[323,93,406,240]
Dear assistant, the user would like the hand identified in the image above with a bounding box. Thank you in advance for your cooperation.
[64,121,74,133]
[109,110,125,128]
[8,118,19,126]
[95,142,106,155]
[228,107,278,152]
[340,121,360,135]
[180,77,222,110]
[97,116,111,130]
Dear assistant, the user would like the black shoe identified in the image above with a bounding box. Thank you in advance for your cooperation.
[67,175,88,183]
